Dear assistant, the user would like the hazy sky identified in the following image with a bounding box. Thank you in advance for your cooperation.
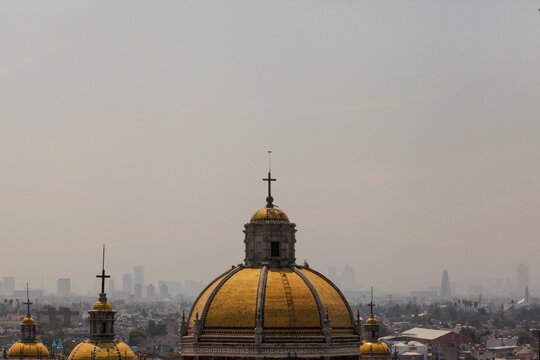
[1,1,539,295]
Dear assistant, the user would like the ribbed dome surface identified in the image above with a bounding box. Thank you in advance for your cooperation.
[188,265,356,342]
[8,342,49,358]
[68,341,136,360]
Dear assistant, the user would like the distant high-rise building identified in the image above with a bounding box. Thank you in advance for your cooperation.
[158,281,169,299]
[57,278,71,297]
[517,263,529,292]
[122,274,133,294]
[133,266,144,288]
[440,270,451,299]
[134,283,143,300]
[146,284,156,300]
[3,276,15,296]
[328,266,338,282]
[341,264,357,291]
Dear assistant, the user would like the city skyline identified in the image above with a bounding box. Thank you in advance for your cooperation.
[0,261,534,297]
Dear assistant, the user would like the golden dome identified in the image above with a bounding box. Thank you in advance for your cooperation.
[187,265,356,341]
[68,341,136,360]
[91,300,113,311]
[365,315,378,325]
[360,341,390,356]
[8,342,49,358]
[250,207,289,223]
[21,316,35,325]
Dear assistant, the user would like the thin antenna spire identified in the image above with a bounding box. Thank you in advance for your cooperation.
[268,150,272,172]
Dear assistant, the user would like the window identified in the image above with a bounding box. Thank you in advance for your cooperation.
[271,242,280,257]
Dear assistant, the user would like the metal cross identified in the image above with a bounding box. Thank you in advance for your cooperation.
[368,287,375,316]
[96,245,111,295]
[23,283,32,316]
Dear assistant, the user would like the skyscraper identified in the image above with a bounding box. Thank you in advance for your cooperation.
[440,270,451,300]
[517,263,529,292]
[158,281,169,299]
[3,276,15,296]
[122,274,133,294]
[57,278,71,297]
[145,284,156,300]
[134,283,143,300]
[133,266,144,288]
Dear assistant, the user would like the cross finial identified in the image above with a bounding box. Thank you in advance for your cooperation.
[96,244,111,302]
[23,283,33,317]
[262,151,276,208]
[368,286,375,316]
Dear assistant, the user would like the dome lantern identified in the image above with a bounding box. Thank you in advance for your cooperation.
[244,155,297,267]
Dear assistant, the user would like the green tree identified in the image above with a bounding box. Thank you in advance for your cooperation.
[128,328,147,346]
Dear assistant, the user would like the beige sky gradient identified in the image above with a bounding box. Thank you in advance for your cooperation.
[0,1,539,295]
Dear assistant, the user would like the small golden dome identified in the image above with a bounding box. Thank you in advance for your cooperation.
[21,316,35,325]
[360,341,390,356]
[91,300,113,311]
[8,342,49,358]
[250,207,289,223]
[68,341,136,360]
[365,315,378,325]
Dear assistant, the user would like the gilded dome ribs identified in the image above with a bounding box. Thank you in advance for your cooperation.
[200,266,243,328]
[255,266,269,334]
[292,266,324,328]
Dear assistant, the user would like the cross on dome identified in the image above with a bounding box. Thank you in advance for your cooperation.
[96,244,111,302]
[368,287,375,316]
[23,283,32,317]
[262,151,276,208]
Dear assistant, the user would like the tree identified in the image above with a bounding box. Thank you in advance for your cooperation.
[147,320,167,337]
[128,328,147,346]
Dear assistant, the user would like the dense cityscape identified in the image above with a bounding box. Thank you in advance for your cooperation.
[1,250,538,359]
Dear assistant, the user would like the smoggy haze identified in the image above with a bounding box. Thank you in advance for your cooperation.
[0,1,539,294]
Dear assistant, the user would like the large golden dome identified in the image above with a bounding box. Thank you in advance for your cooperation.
[68,341,136,360]
[187,265,356,340]
[8,342,49,359]
[180,170,361,359]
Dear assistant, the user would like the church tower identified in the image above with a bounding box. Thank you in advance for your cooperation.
[8,284,50,359]
[67,246,136,360]
[360,289,391,359]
